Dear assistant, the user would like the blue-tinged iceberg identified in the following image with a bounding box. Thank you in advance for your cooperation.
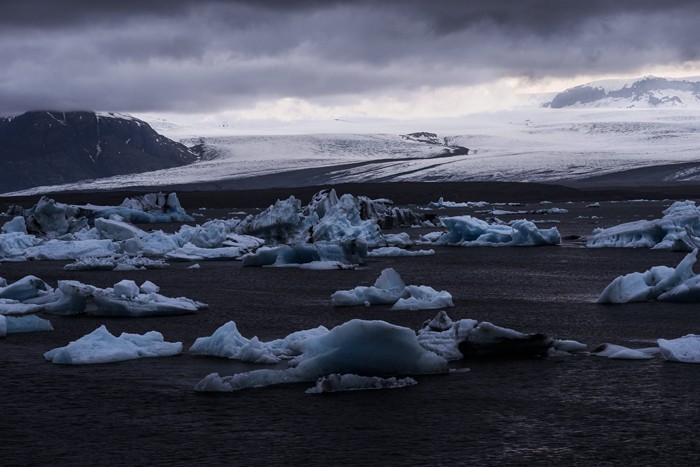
[44,325,182,364]
[587,200,700,249]
[425,216,560,246]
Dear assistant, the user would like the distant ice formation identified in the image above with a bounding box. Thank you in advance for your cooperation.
[331,268,454,310]
[424,215,560,246]
[587,200,700,249]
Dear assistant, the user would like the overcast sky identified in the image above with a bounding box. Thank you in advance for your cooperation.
[2,0,700,121]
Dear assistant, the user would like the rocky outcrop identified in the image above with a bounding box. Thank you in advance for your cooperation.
[0,111,198,193]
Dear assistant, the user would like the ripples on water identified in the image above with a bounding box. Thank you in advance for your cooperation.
[2,201,700,465]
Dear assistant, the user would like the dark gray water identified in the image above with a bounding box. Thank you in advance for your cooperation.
[2,200,700,465]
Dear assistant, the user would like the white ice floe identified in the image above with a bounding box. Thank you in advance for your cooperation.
[587,200,700,249]
[298,261,359,270]
[379,232,413,247]
[44,325,182,364]
[25,239,120,260]
[598,249,700,303]
[195,319,448,392]
[1,216,27,234]
[417,311,586,360]
[0,314,53,337]
[0,275,52,302]
[590,343,660,360]
[425,216,560,246]
[658,334,700,363]
[368,247,435,257]
[427,198,488,209]
[305,373,417,394]
[94,218,147,241]
[63,255,168,271]
[165,243,243,261]
[0,231,40,261]
[38,279,207,317]
[0,299,44,316]
[331,268,453,310]
[190,321,329,364]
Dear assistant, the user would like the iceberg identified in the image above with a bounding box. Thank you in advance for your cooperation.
[94,218,147,241]
[190,320,329,364]
[195,319,448,392]
[590,343,660,360]
[0,299,45,316]
[0,231,40,261]
[165,243,245,261]
[0,275,52,302]
[63,255,168,271]
[24,239,119,260]
[587,200,700,249]
[237,196,303,244]
[44,325,182,364]
[242,240,366,267]
[417,311,586,360]
[427,198,488,209]
[0,314,53,337]
[426,216,560,246]
[305,374,417,394]
[331,268,453,310]
[658,334,700,363]
[39,279,207,317]
[597,250,700,303]
[1,216,27,234]
[368,247,435,257]
[89,192,193,223]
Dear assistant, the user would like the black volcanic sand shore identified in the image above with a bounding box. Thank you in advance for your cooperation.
[2,186,700,465]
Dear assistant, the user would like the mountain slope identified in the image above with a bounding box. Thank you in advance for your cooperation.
[546,76,700,109]
[0,111,198,193]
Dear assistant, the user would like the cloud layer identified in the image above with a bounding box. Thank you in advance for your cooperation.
[2,0,700,116]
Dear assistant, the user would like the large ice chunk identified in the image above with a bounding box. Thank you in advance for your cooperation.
[417,311,585,360]
[195,319,449,392]
[0,231,40,260]
[94,218,147,241]
[40,279,207,317]
[587,200,700,249]
[331,268,453,310]
[189,321,329,364]
[598,250,700,303]
[426,216,560,246]
[44,325,182,364]
[237,197,303,244]
[1,216,27,234]
[0,314,53,337]
[0,275,52,301]
[242,240,366,267]
[658,334,700,363]
[24,239,119,260]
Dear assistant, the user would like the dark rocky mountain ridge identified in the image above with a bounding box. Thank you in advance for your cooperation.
[0,111,198,194]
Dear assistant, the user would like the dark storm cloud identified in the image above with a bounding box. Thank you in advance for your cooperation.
[2,0,700,115]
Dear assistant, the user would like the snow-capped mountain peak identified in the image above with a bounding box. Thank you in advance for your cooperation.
[545,76,700,109]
